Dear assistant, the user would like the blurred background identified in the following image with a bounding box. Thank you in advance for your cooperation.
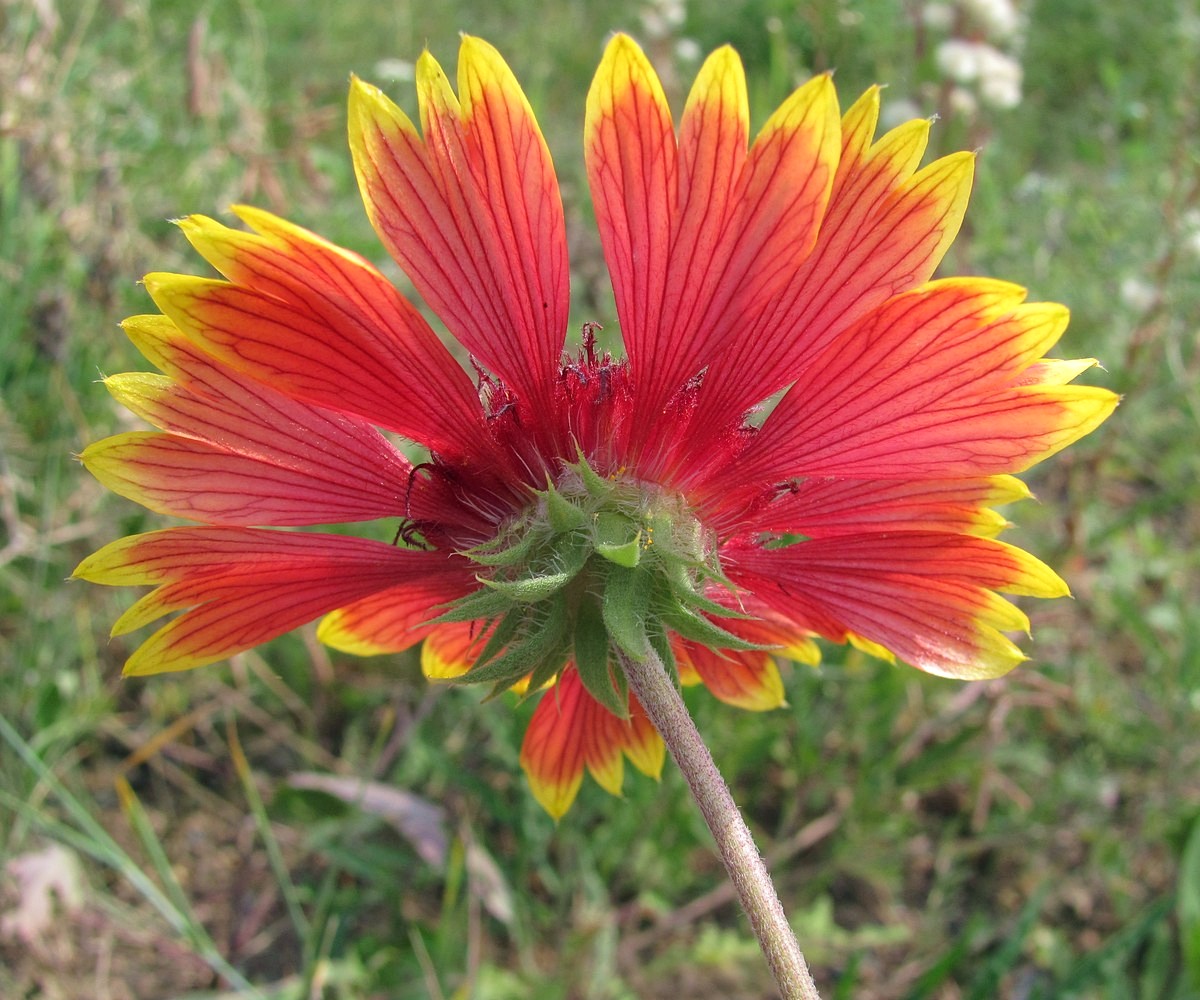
[1,0,1197,997]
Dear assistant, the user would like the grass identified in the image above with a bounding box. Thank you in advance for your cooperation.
[2,0,1198,996]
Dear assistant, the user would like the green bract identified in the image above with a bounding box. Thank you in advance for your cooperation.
[439,457,759,716]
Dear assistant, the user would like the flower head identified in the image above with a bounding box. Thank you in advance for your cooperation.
[77,35,1116,817]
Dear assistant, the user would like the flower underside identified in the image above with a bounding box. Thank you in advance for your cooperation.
[443,454,758,718]
[76,34,1117,817]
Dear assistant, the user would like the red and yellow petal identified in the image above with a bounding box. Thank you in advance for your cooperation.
[421,621,487,680]
[348,37,568,415]
[700,72,837,352]
[92,313,415,526]
[172,210,488,463]
[178,208,479,438]
[111,315,415,502]
[639,70,839,464]
[731,476,1031,540]
[637,44,748,420]
[316,564,479,657]
[519,669,664,819]
[587,36,842,462]
[585,34,676,409]
[726,532,1067,679]
[141,267,495,466]
[622,706,666,783]
[774,147,975,373]
[74,528,456,676]
[729,279,1118,484]
[80,431,406,526]
[675,642,787,711]
[691,96,972,432]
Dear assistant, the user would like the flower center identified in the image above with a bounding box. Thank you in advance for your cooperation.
[440,457,757,716]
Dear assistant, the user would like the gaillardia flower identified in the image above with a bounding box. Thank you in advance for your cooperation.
[77,35,1116,817]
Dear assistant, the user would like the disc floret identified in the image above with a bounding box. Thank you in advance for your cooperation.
[440,457,758,716]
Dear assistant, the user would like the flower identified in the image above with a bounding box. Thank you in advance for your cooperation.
[77,35,1117,818]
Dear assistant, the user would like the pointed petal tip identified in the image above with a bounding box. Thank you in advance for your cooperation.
[348,73,415,137]
[415,47,443,80]
[522,765,582,822]
[121,650,197,678]
[347,73,379,101]
[604,31,642,54]
[457,33,495,58]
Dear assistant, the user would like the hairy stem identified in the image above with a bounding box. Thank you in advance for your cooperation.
[617,647,821,1000]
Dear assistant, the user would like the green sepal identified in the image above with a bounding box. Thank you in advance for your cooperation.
[549,530,592,578]
[464,527,542,568]
[572,454,612,497]
[524,640,572,697]
[646,617,678,682]
[658,599,764,652]
[431,585,518,625]
[598,537,642,568]
[471,608,524,669]
[544,482,589,533]
[573,598,627,718]
[479,568,575,604]
[594,511,641,568]
[602,564,652,661]
[672,583,752,621]
[453,593,569,688]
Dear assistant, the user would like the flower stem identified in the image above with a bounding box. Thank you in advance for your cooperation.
[617,647,821,1000]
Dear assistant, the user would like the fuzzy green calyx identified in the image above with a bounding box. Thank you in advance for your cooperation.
[441,458,757,716]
